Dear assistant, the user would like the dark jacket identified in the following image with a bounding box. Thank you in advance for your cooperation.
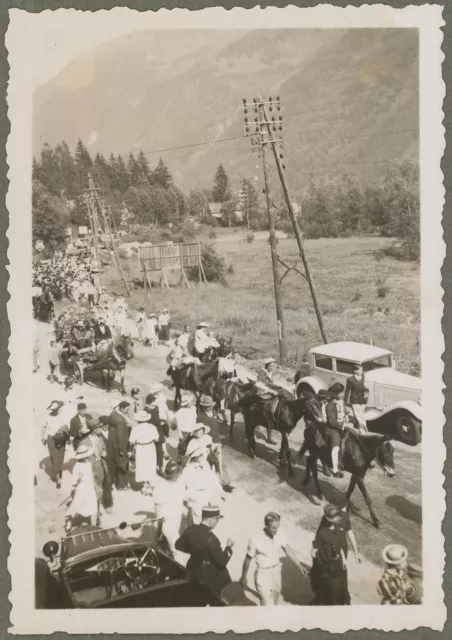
[107,410,130,454]
[93,324,112,343]
[325,401,344,432]
[175,523,232,595]
[69,413,92,450]
[344,375,368,406]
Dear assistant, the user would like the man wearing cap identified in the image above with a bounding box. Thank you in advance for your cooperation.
[175,505,234,596]
[69,402,92,451]
[158,308,171,345]
[194,322,219,359]
[324,382,347,478]
[240,512,306,605]
[198,395,234,492]
[106,400,131,491]
[310,504,361,605]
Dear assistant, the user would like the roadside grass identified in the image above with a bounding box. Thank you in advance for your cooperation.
[113,233,420,374]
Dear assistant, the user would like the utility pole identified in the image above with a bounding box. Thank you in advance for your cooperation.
[243,96,287,365]
[261,100,328,343]
[84,179,103,290]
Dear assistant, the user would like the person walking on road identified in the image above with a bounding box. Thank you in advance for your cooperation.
[240,512,306,606]
[182,451,225,525]
[197,394,234,492]
[89,415,113,514]
[129,410,160,493]
[69,402,92,452]
[106,400,131,491]
[309,503,361,606]
[175,505,234,596]
[65,445,99,532]
[344,364,369,433]
[158,308,171,345]
[151,461,186,561]
[42,400,69,489]
[136,307,147,342]
[146,313,159,348]
[145,383,171,473]
[48,340,62,383]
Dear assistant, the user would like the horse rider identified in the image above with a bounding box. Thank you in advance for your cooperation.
[177,325,191,354]
[298,389,331,477]
[344,364,369,433]
[194,322,220,359]
[167,333,197,372]
[255,357,292,445]
[324,382,348,478]
[71,321,91,350]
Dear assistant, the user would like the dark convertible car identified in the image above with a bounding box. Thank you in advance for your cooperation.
[36,519,228,608]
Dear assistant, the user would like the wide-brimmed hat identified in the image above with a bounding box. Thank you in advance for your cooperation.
[186,422,211,435]
[180,394,194,407]
[382,544,408,565]
[323,503,342,522]
[163,308,169,312]
[47,400,64,411]
[76,445,93,460]
[197,321,209,328]
[149,312,156,318]
[134,410,151,423]
[148,382,163,395]
[264,357,277,366]
[64,376,74,386]
[328,382,345,396]
[202,505,223,520]
[199,394,215,408]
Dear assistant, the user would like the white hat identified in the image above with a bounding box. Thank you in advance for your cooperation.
[134,410,151,423]
[149,312,156,318]
[76,445,93,460]
[185,422,211,435]
[180,394,194,407]
[148,382,164,395]
[197,321,209,328]
[382,544,408,565]
[264,357,277,366]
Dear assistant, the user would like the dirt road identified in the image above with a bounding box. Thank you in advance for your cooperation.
[34,316,422,605]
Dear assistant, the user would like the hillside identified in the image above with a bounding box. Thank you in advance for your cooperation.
[33,28,419,192]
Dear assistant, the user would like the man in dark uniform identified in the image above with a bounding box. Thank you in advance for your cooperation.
[324,382,346,478]
[175,505,234,596]
[106,400,131,491]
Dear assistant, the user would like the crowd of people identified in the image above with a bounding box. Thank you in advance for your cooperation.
[34,256,418,608]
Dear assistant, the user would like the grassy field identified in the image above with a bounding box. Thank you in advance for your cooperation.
[111,230,420,375]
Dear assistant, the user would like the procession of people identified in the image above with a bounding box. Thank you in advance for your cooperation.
[33,255,419,607]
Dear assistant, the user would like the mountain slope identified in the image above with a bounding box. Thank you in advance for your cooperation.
[33,28,419,192]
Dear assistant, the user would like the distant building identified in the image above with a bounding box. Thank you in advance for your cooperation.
[208,202,223,222]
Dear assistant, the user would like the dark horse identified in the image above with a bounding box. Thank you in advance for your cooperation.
[196,337,234,363]
[302,429,395,528]
[203,377,257,440]
[74,336,134,394]
[241,395,308,477]
[170,359,222,409]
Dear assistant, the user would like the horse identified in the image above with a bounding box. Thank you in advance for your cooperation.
[196,337,234,363]
[169,359,222,410]
[241,395,308,477]
[74,335,134,394]
[302,428,395,528]
[203,377,257,440]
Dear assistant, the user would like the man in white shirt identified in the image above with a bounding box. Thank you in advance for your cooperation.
[158,308,171,344]
[194,322,219,358]
[240,512,306,605]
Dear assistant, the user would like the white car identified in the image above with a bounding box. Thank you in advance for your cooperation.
[295,341,422,446]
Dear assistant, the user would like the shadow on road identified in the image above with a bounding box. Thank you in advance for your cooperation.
[281,557,313,605]
[40,455,76,481]
[385,495,422,525]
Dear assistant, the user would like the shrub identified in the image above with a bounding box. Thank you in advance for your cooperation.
[246,232,255,244]
[227,263,234,275]
[351,291,362,302]
[376,276,390,298]
[188,242,227,285]
[208,230,217,239]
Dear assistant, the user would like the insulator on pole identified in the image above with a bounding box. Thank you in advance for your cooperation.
[276,95,280,101]
[253,97,257,103]
[269,96,272,102]
[243,98,247,104]
[244,108,248,114]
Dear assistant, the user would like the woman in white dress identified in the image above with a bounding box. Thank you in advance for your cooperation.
[65,445,99,532]
[129,411,159,493]
[150,461,185,561]
[181,450,225,525]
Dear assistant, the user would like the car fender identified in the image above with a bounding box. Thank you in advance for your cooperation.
[295,376,325,394]
[367,400,422,423]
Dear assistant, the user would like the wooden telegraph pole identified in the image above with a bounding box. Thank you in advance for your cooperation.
[244,97,287,365]
[84,177,103,290]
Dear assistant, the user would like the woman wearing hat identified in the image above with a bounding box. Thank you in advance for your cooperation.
[145,383,171,474]
[65,445,99,532]
[175,393,197,451]
[150,461,185,561]
[42,400,69,489]
[194,321,219,360]
[310,504,361,605]
[145,313,159,348]
[181,443,225,525]
[158,308,171,345]
[129,411,160,492]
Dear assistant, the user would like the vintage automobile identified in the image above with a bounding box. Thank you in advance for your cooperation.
[36,520,230,609]
[295,341,422,446]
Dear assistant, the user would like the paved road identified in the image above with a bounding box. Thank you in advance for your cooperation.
[34,314,422,605]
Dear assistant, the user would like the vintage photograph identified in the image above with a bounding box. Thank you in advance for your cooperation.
[6,5,445,634]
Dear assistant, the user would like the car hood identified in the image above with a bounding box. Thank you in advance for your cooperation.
[365,367,421,390]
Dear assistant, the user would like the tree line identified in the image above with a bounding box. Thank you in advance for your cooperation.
[32,139,419,260]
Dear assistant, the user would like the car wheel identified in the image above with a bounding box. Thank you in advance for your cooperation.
[297,383,315,398]
[395,411,422,446]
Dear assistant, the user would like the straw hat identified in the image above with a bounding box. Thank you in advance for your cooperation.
[199,394,215,408]
[382,544,408,565]
[134,410,151,423]
[185,422,211,435]
[76,445,93,460]
[197,321,209,328]
[264,357,277,366]
[148,382,164,395]
[180,394,194,407]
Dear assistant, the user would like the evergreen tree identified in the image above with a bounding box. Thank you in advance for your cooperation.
[212,164,232,203]
[240,178,261,228]
[187,189,209,219]
[32,179,68,249]
[54,140,80,200]
[127,153,140,187]
[115,155,129,192]
[151,157,173,190]
[74,139,93,173]
[136,150,151,182]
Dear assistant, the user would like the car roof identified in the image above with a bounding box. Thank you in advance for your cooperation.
[310,341,392,362]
